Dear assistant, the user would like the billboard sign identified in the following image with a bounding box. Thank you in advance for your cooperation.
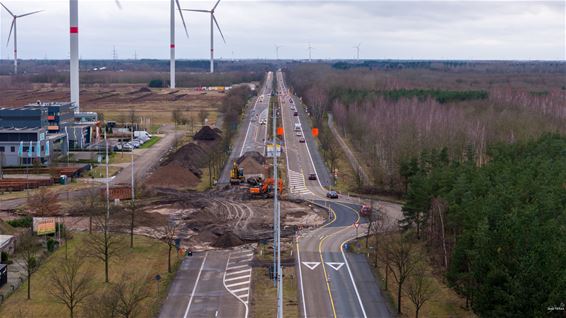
[266,144,281,158]
[33,217,56,235]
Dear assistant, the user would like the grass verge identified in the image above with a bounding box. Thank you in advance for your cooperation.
[140,136,161,149]
[250,267,298,318]
[0,232,180,318]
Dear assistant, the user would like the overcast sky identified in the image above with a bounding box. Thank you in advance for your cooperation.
[0,0,564,60]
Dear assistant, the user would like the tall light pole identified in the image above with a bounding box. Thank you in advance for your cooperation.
[273,71,283,318]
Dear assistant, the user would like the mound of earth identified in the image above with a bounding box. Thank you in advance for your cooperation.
[194,126,221,141]
[237,151,266,165]
[213,231,244,248]
[238,157,267,176]
[166,142,209,168]
[145,162,200,189]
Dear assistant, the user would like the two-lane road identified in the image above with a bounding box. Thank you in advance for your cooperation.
[276,70,393,318]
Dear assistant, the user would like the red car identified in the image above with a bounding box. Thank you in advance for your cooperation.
[360,205,372,217]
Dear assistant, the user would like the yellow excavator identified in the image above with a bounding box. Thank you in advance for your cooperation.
[230,162,245,185]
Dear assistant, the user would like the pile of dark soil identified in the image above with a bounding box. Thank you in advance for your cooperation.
[237,151,266,165]
[166,143,210,168]
[238,157,267,176]
[145,163,200,189]
[213,231,244,248]
[194,126,222,141]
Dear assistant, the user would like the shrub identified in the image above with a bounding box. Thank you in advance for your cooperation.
[7,216,33,228]
[148,79,164,88]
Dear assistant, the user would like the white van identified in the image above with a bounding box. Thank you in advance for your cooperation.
[294,123,301,131]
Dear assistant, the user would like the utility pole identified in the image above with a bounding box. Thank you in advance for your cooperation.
[273,73,283,318]
[104,130,110,220]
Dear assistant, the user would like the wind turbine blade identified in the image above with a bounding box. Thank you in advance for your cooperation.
[0,2,14,16]
[176,0,189,38]
[115,0,122,9]
[17,10,44,18]
[213,14,225,44]
[183,9,210,13]
[212,0,221,11]
[6,19,15,47]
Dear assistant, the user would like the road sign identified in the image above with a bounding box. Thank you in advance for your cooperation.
[302,262,321,270]
[344,243,350,251]
[325,262,344,271]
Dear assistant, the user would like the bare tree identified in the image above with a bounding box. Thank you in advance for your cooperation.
[48,256,94,318]
[162,222,178,273]
[112,273,150,318]
[17,234,40,300]
[127,196,140,249]
[27,187,60,216]
[386,234,421,315]
[128,109,138,131]
[77,185,103,234]
[404,264,436,318]
[171,108,184,129]
[85,213,124,283]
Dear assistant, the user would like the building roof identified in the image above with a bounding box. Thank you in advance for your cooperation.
[0,127,44,132]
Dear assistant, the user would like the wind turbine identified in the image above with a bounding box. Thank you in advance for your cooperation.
[275,45,282,60]
[353,43,361,60]
[0,3,43,75]
[184,0,225,73]
[170,0,189,88]
[69,0,121,112]
[307,43,313,62]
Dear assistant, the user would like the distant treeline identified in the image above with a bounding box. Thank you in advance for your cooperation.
[401,134,566,317]
[332,88,488,104]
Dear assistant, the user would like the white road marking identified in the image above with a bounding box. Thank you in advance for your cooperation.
[341,244,368,318]
[325,262,344,271]
[231,287,250,293]
[226,264,248,270]
[225,268,252,276]
[183,252,208,318]
[226,280,250,288]
[231,253,254,259]
[225,274,251,282]
[302,261,321,270]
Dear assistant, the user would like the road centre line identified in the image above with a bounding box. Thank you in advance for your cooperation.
[183,252,209,318]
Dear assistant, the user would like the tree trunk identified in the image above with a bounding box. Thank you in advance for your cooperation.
[89,216,92,234]
[27,269,31,299]
[168,245,172,273]
[385,265,389,290]
[397,282,402,314]
[105,232,109,283]
[70,306,74,318]
[415,307,419,318]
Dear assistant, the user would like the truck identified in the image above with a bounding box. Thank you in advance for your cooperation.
[134,131,152,140]
[294,123,301,131]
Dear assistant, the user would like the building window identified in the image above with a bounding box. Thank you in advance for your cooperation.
[0,146,4,152]
[11,146,15,152]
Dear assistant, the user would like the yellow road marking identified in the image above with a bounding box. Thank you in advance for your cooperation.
[319,234,337,318]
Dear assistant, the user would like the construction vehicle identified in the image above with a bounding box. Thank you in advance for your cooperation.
[230,162,245,184]
[248,178,284,199]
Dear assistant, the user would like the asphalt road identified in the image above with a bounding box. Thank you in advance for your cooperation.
[159,247,254,318]
[277,70,394,318]
[218,71,273,184]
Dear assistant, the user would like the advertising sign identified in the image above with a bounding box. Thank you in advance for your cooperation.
[266,144,282,158]
[33,217,56,235]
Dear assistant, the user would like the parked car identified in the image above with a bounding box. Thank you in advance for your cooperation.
[122,144,133,151]
[299,137,305,143]
[326,191,339,199]
[308,173,317,180]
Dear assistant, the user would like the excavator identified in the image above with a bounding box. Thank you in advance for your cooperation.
[248,177,284,199]
[230,162,245,185]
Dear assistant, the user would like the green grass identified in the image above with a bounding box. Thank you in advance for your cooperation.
[0,233,180,318]
[140,136,161,149]
[251,267,298,318]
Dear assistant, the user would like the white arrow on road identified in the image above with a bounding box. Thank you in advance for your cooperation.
[302,262,321,270]
[325,262,344,271]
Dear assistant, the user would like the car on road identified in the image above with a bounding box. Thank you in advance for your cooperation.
[296,131,302,137]
[308,173,317,180]
[293,111,298,116]
[326,191,339,199]
[260,119,266,125]
[299,137,305,143]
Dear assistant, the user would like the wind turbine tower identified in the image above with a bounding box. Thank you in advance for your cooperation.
[353,43,361,60]
[170,0,189,89]
[308,43,313,62]
[275,45,281,60]
[184,0,225,73]
[1,2,43,75]
[69,0,120,112]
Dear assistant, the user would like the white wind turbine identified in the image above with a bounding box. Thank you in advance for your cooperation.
[184,0,226,73]
[275,45,282,60]
[0,2,43,75]
[307,43,313,62]
[353,43,361,60]
[69,0,121,112]
[170,0,189,88]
